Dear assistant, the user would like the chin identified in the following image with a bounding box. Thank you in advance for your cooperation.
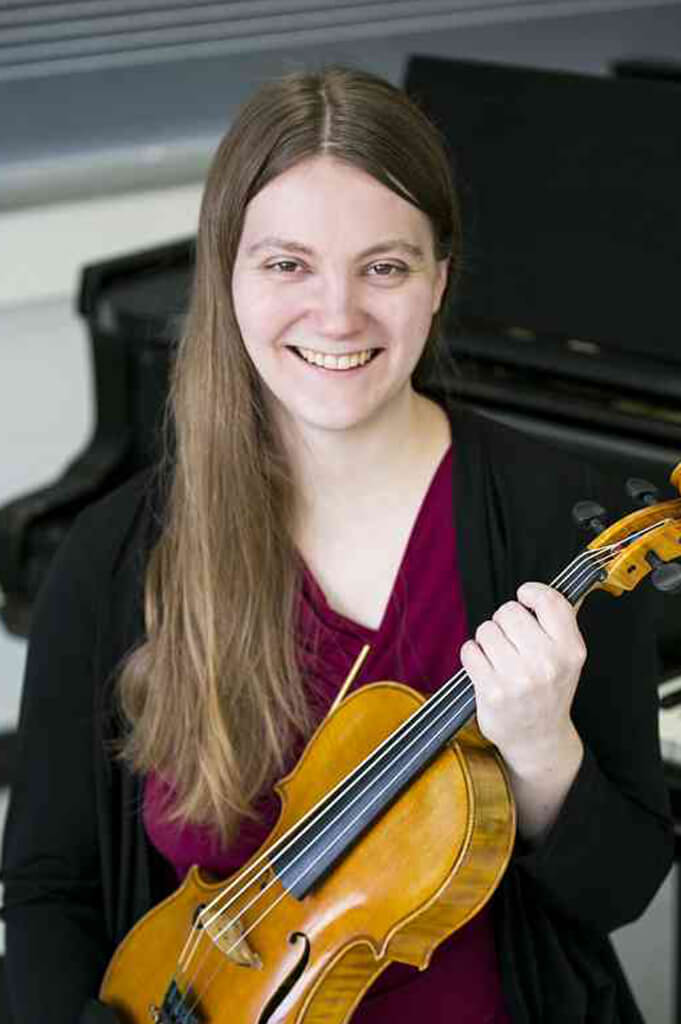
[287,397,382,434]
[302,410,374,433]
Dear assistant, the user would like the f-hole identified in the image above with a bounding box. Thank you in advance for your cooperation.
[257,932,311,1023]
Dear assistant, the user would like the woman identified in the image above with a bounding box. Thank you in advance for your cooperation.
[1,67,673,1023]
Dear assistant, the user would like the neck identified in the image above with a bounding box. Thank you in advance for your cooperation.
[276,387,448,524]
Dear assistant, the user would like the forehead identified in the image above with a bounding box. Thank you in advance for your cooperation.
[238,155,434,254]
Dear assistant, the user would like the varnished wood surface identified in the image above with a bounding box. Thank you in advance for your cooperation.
[100,682,515,1023]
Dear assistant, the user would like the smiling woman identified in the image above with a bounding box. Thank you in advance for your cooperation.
[1,67,673,1024]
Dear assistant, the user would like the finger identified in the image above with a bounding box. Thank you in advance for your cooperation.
[492,600,550,654]
[460,637,495,685]
[461,633,521,712]
[516,582,587,667]
[471,619,527,678]
[516,582,581,642]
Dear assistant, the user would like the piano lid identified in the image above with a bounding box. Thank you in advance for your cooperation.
[404,56,681,365]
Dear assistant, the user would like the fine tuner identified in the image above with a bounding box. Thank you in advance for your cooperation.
[573,473,681,595]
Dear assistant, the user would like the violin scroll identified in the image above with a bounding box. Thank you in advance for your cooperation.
[582,461,681,599]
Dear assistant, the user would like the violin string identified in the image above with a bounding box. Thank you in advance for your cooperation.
[179,520,674,1013]
[185,516,666,957]
[173,542,619,1017]
[178,545,609,1018]
[175,541,621,998]
[188,545,615,929]
[176,542,633,1016]
[175,537,644,1013]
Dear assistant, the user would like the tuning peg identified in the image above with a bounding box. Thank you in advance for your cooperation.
[647,551,681,594]
[573,500,607,534]
[626,478,660,507]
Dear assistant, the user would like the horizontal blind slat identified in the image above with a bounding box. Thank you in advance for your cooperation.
[0,0,359,29]
[0,0,670,81]
[0,0,515,61]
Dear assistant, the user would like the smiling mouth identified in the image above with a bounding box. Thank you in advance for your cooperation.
[288,346,381,371]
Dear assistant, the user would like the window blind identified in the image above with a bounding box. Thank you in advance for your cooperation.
[0,0,670,82]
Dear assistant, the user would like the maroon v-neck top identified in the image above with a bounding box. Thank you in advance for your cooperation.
[144,445,510,1021]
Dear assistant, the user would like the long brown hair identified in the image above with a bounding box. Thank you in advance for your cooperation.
[118,66,462,844]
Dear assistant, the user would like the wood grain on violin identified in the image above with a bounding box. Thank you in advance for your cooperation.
[100,464,681,1024]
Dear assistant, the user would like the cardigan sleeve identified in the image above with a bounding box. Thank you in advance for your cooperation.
[1,505,120,1023]
[512,576,674,933]
[499,434,675,933]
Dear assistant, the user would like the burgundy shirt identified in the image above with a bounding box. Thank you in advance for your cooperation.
[144,445,510,1022]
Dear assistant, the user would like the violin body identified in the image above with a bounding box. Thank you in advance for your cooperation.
[100,681,514,1023]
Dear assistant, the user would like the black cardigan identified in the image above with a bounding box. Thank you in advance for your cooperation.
[1,405,674,1023]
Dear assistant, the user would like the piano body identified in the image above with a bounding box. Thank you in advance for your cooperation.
[402,56,681,773]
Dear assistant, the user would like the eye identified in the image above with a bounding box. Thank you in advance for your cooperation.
[265,259,304,274]
[366,261,408,278]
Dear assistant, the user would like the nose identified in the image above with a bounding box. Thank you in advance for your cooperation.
[312,272,365,339]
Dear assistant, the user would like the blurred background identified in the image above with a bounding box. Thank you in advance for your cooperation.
[2,1,681,1019]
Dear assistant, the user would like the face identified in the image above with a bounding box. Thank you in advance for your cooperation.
[231,155,448,436]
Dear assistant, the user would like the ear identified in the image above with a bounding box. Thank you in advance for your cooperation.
[431,257,450,315]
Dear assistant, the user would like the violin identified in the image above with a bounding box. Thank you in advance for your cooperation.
[100,463,681,1024]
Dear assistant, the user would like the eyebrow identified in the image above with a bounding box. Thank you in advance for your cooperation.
[245,237,426,261]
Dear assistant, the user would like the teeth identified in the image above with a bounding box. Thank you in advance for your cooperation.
[296,348,375,370]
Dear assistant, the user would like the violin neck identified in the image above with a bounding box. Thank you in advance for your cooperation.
[272,548,601,899]
[420,544,602,746]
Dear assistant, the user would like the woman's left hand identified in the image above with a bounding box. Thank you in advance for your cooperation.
[460,582,586,839]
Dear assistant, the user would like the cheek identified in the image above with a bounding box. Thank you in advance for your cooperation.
[387,285,438,349]
[409,301,438,338]
[233,278,301,345]
[230,273,250,337]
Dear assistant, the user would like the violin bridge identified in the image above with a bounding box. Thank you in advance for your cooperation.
[204,912,263,968]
